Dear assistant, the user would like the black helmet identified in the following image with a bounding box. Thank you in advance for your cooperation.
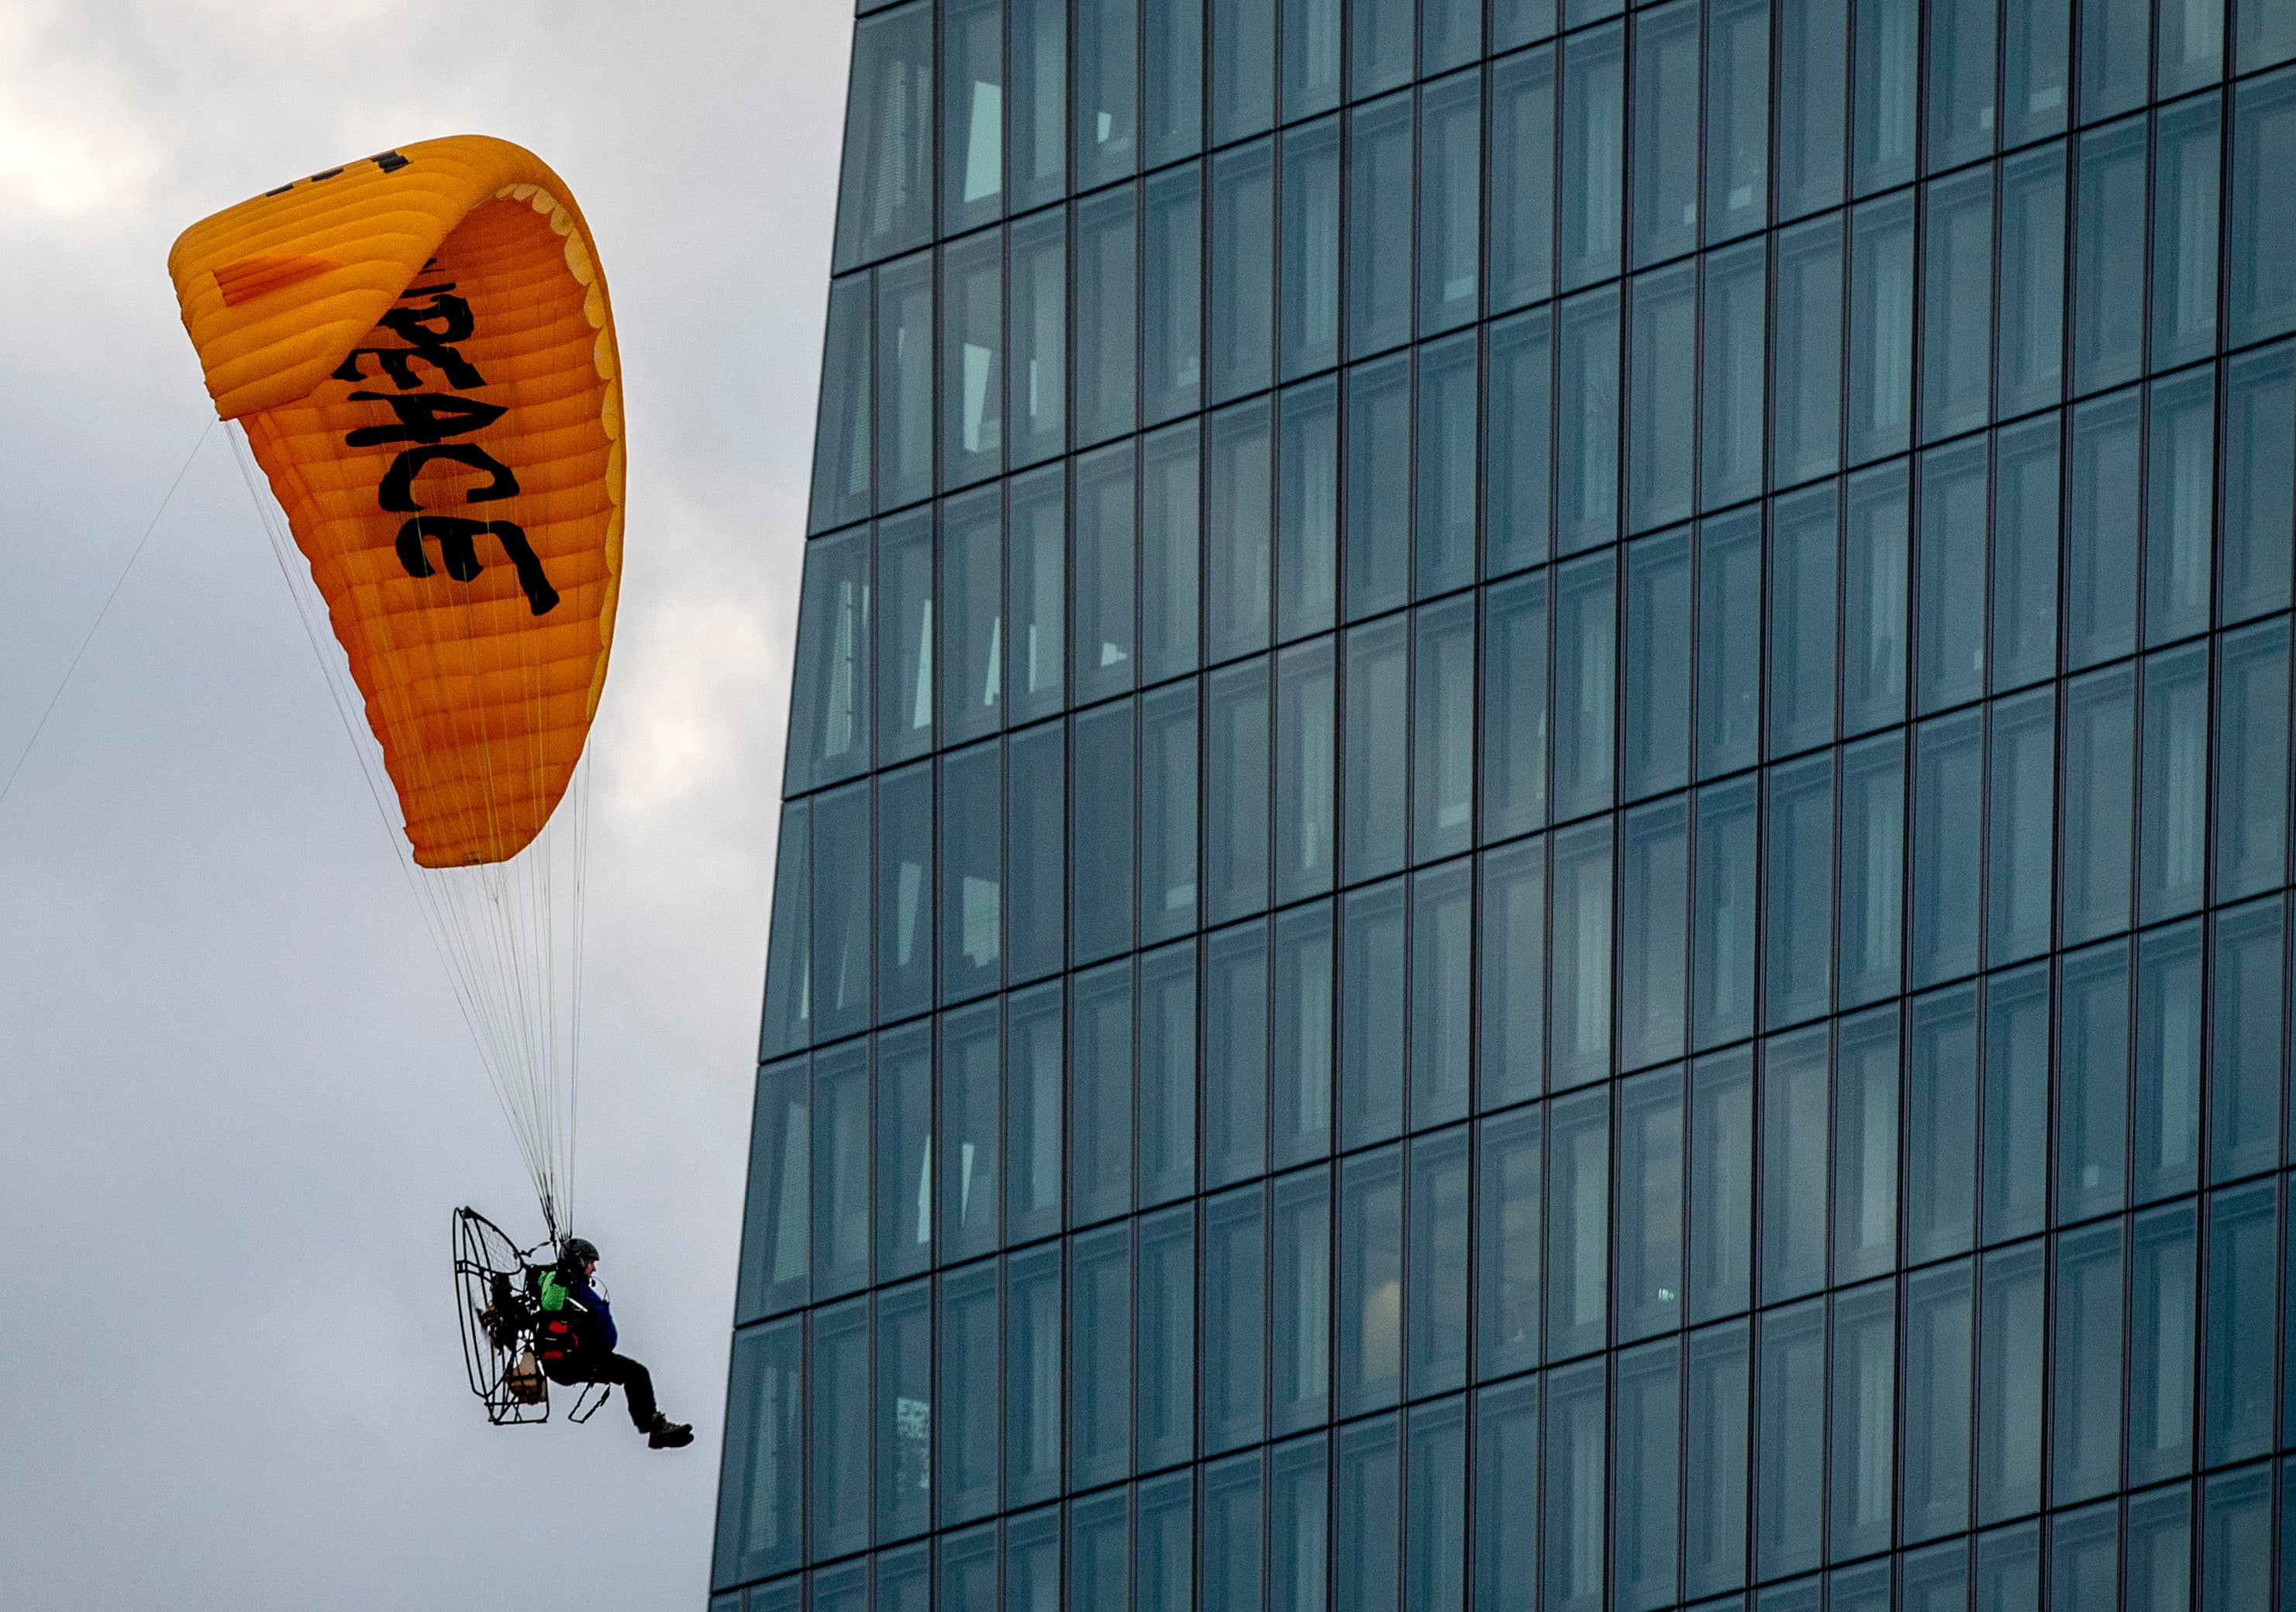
[560,1236,600,1267]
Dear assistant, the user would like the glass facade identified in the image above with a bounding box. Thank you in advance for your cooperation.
[715,2,2296,1608]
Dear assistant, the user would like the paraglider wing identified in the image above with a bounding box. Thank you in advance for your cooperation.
[167,136,624,868]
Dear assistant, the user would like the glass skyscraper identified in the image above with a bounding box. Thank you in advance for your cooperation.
[713,2,2296,1608]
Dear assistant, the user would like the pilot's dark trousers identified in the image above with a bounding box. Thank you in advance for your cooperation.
[545,1350,659,1431]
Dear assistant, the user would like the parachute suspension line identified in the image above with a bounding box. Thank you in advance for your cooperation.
[229,422,584,1238]
[0,419,213,819]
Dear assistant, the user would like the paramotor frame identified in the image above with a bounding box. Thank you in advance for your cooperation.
[453,1206,611,1428]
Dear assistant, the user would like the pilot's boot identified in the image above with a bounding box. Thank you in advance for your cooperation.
[647,1414,695,1449]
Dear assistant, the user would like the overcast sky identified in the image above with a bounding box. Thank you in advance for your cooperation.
[0,5,848,1605]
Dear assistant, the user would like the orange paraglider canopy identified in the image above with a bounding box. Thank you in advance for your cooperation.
[168,135,623,868]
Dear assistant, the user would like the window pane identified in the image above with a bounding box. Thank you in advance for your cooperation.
[876,1280,933,1540]
[1073,701,1137,964]
[1707,0,1770,243]
[2134,920,2205,1201]
[1281,116,1341,379]
[1341,880,1408,1148]
[1415,333,1479,598]
[834,3,933,270]
[939,1263,1001,1524]
[1009,0,1066,208]
[1343,618,1409,880]
[812,1298,871,1559]
[1547,1087,1611,1360]
[1923,171,1996,443]
[1627,264,1697,532]
[1205,920,1270,1187]
[1766,755,1836,1027]
[1624,529,1691,799]
[876,1023,934,1281]
[1614,1338,1683,1610]
[1477,1107,1545,1380]
[1834,1008,1901,1283]
[1847,194,1915,464]
[1283,0,1340,117]
[1772,215,1843,487]
[1992,415,2060,691]
[1139,1204,1198,1471]
[2127,1202,2198,1485]
[1071,1224,1134,1488]
[1005,1247,1062,1507]
[1777,0,1848,217]
[2004,0,2071,144]
[942,228,1004,497]
[877,252,934,511]
[2231,68,2296,345]
[1620,800,1689,1072]
[1408,1131,1471,1397]
[1838,732,1906,1008]
[1474,1379,1541,1612]
[941,1005,1005,1267]
[1696,510,1760,778]
[809,279,872,534]
[739,1057,810,1320]
[1349,95,1415,360]
[1143,682,1199,945]
[1411,863,1475,1128]
[1689,1048,1756,1324]
[815,1043,872,1299]
[1145,164,1204,427]
[1549,821,1614,1092]
[1488,47,1557,315]
[1852,0,1919,194]
[1903,1261,1975,1544]
[1076,0,1138,189]
[1929,0,2000,170]
[2153,95,2222,371]
[1844,463,1910,735]
[1989,687,2056,966]
[1277,639,1336,905]
[939,742,1002,1003]
[1145,0,1203,166]
[1617,1066,1685,1341]
[1701,239,1767,511]
[1005,987,1061,1245]
[1274,1166,1332,1435]
[1544,1361,1608,1612]
[1685,1321,1751,1596]
[1203,1186,1267,1452]
[1756,1300,1826,1579]
[1557,288,1622,553]
[1560,23,1625,289]
[1760,1028,1829,1303]
[1478,838,1549,1109]
[714,1318,803,1585]
[1206,659,1271,923]
[1339,1147,1405,1414]
[1343,357,1411,620]
[1076,185,1139,447]
[1209,398,1274,661]
[1908,986,1979,1263]
[1141,942,1198,1206]
[1486,310,1553,574]
[1693,779,1760,1048]
[1912,711,1983,987]
[1630,0,1701,267]
[2053,1221,2125,1503]
[2079,0,2151,122]
[1276,904,1340,1166]
[2217,622,2292,900]
[2137,645,2210,924]
[2147,370,2218,649]
[1998,146,2066,418]
[1009,209,1067,467]
[1210,140,1276,405]
[1421,74,1482,336]
[2073,120,2147,395]
[1073,962,1135,1227]
[1983,963,2052,1243]
[1977,1243,2045,1524]
[2204,1182,2279,1465]
[1829,1281,1898,1561]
